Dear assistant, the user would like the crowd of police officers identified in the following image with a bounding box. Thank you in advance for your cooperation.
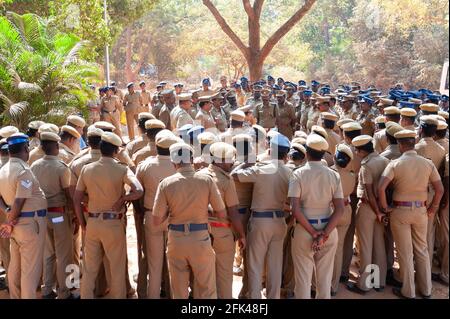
[0,75,448,300]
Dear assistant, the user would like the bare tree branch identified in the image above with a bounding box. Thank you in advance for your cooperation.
[202,0,249,58]
[259,0,317,62]
[254,0,265,18]
[242,0,255,20]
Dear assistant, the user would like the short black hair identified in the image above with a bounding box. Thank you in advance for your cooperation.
[8,143,27,155]
[397,138,415,148]
[156,146,170,156]
[100,141,118,156]
[323,119,335,130]
[231,120,243,128]
[344,130,361,140]
[355,142,374,154]
[377,123,386,129]
[60,132,76,141]
[386,114,400,122]
[87,136,102,148]
[291,150,305,161]
[422,110,438,116]
[0,148,8,156]
[41,140,59,155]
[199,101,209,108]
[402,116,415,124]
[138,118,148,130]
[273,146,290,160]
[146,128,163,140]
[386,133,397,145]
[421,124,437,137]
[26,128,38,138]
[436,129,447,139]
[306,146,325,161]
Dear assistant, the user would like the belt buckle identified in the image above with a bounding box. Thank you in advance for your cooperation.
[415,201,422,208]
[184,224,189,235]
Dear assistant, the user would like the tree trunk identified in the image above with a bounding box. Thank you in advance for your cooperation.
[124,27,134,83]
[247,55,263,81]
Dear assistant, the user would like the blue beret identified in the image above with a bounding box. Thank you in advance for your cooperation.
[127,82,134,88]
[233,83,241,89]
[270,133,290,148]
[359,95,374,105]
[267,75,275,81]
[7,133,29,146]
[427,94,441,101]
[441,95,449,101]
[277,77,285,82]
[311,80,320,86]
[298,80,307,86]
[240,77,248,83]
[303,90,313,96]
[320,87,331,94]
[202,78,211,85]
[399,101,416,108]
[272,84,281,91]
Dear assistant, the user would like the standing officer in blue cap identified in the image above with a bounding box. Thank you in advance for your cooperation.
[356,96,376,136]
[198,78,215,98]
[0,133,47,299]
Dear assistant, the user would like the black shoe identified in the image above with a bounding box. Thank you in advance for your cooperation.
[42,290,57,299]
[346,283,367,295]
[392,287,414,299]
[339,275,349,283]
[432,273,449,286]
[386,276,403,288]
[418,292,431,299]
[331,290,337,297]
[64,293,80,300]
[311,290,316,299]
[374,286,385,292]
[0,279,7,291]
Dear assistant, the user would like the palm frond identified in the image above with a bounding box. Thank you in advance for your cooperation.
[62,40,90,67]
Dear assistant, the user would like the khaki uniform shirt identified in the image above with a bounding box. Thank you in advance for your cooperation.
[235,160,291,212]
[210,106,228,132]
[76,157,140,213]
[152,166,225,225]
[132,141,157,166]
[175,108,194,130]
[126,134,148,158]
[325,128,342,154]
[307,107,320,132]
[196,109,216,130]
[231,161,253,209]
[254,102,278,129]
[373,129,388,153]
[30,155,72,208]
[28,146,45,166]
[288,161,343,219]
[357,112,376,136]
[246,97,263,113]
[276,101,296,139]
[197,89,215,98]
[159,104,176,131]
[136,155,176,211]
[123,91,142,113]
[101,95,122,114]
[199,164,239,222]
[151,102,163,119]
[58,143,76,165]
[415,137,446,171]
[338,107,358,121]
[357,152,389,200]
[380,144,401,160]
[0,156,8,170]
[332,165,356,199]
[436,138,449,155]
[140,90,151,106]
[382,150,441,201]
[0,157,47,212]
[69,149,102,186]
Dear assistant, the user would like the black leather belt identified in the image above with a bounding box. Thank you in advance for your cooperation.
[252,211,284,218]
[168,223,208,232]
[88,212,123,220]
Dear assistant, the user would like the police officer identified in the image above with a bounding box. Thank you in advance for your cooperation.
[152,142,226,299]
[356,96,376,136]
[126,112,155,158]
[346,135,389,295]
[320,112,342,166]
[194,132,218,171]
[400,108,417,131]
[380,122,404,160]
[132,119,166,166]
[254,88,278,130]
[232,133,292,299]
[210,93,228,132]
[159,89,177,131]
[30,132,75,299]
[123,82,143,140]
[198,78,215,97]
[0,138,10,291]
[139,81,151,113]
[0,133,47,299]
[100,87,123,139]
[171,93,194,131]
[27,121,44,151]
[196,96,216,130]
[289,134,345,299]
[378,129,444,298]
[66,115,87,154]
[74,132,143,299]
[58,125,80,164]
[275,90,296,140]
[28,123,59,165]
[374,106,401,153]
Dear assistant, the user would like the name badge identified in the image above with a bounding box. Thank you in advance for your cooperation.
[52,216,64,224]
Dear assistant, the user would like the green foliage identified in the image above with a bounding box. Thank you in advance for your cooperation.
[0,12,99,129]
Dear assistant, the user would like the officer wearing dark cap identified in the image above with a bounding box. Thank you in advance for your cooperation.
[0,133,47,299]
[123,82,143,140]
[198,78,215,98]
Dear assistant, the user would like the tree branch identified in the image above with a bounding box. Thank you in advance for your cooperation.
[259,0,317,62]
[242,0,255,20]
[254,0,265,18]
[202,0,249,58]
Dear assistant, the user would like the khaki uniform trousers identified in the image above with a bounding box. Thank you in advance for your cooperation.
[247,216,287,299]
[125,108,138,140]
[355,202,387,290]
[438,205,449,283]
[8,216,46,299]
[426,189,437,268]
[292,224,338,299]
[332,204,352,293]
[102,110,123,139]
[42,211,73,299]
[144,212,169,299]
[237,208,251,299]
[210,226,235,299]
[134,210,147,298]
[81,217,127,299]
[390,207,431,298]
[0,210,10,281]
[341,193,358,277]
[166,229,217,299]
[281,224,295,295]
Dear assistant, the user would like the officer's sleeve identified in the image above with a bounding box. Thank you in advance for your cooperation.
[235,166,258,183]
[382,162,395,181]
[15,170,35,199]
[332,173,344,199]
[360,165,373,185]
[430,164,442,183]
[152,183,168,219]
[223,179,239,207]
[123,167,143,191]
[60,166,72,189]
[209,179,226,212]
[75,167,87,192]
[287,172,301,198]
